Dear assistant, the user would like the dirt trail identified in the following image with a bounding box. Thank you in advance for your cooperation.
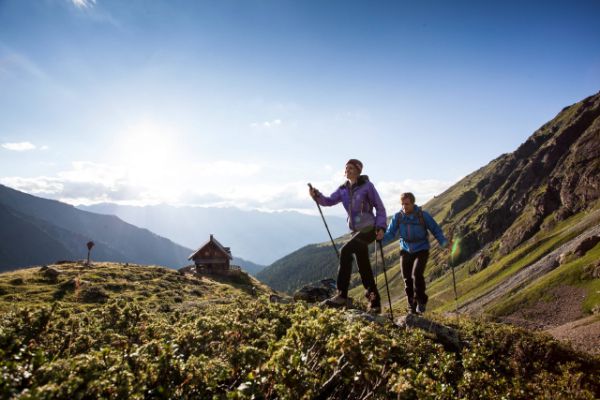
[547,315,600,355]
[457,222,600,315]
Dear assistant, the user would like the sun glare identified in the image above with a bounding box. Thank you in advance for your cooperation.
[115,120,182,201]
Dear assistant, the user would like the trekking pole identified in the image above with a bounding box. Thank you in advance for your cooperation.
[374,244,378,287]
[377,241,394,322]
[449,238,460,316]
[450,258,459,315]
[307,183,340,259]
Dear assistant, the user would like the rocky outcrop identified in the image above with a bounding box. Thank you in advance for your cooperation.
[448,190,478,218]
[434,91,600,262]
[293,278,337,303]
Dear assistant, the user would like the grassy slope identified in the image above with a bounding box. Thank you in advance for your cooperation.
[431,203,600,315]
[0,262,271,313]
[1,262,599,399]
[489,242,600,317]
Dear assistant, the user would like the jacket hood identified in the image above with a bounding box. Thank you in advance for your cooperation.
[341,175,370,188]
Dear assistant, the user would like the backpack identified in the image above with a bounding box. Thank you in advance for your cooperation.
[396,208,427,239]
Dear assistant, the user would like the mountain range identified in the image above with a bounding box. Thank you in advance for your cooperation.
[77,203,347,265]
[0,185,261,274]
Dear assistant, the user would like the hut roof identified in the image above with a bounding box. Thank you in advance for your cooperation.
[188,234,233,260]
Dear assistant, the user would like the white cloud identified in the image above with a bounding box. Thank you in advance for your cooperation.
[1,176,64,195]
[0,159,263,207]
[250,119,282,129]
[193,161,261,178]
[71,0,96,8]
[1,142,36,151]
[1,155,456,216]
[377,179,456,212]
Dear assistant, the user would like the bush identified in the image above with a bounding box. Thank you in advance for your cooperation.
[1,299,598,399]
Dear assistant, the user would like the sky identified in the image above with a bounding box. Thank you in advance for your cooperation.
[1,0,599,216]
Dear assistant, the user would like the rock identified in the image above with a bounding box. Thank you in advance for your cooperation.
[574,235,600,257]
[269,294,291,304]
[9,278,24,285]
[293,278,337,303]
[470,252,491,274]
[41,267,60,283]
[448,190,478,218]
[559,235,600,266]
[582,260,600,280]
[558,252,570,265]
[178,265,197,275]
[396,313,462,350]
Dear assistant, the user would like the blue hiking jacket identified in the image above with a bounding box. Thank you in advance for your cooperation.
[383,205,448,253]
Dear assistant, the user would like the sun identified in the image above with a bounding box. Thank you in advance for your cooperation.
[115,120,183,201]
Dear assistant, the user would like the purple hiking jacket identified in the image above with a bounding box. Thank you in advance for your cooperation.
[316,175,387,232]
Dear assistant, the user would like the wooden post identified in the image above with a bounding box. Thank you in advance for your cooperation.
[86,241,95,266]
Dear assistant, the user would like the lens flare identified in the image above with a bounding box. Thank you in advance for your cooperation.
[451,236,461,260]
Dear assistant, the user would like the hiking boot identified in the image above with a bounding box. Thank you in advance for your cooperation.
[407,299,417,314]
[321,293,352,308]
[367,302,381,314]
[365,290,381,314]
[416,302,427,314]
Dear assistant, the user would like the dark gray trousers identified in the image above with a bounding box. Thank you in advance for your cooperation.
[400,249,430,307]
[337,228,378,300]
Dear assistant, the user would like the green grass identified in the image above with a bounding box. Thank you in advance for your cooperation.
[489,242,600,316]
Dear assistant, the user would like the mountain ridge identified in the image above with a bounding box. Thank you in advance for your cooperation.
[78,203,347,265]
[0,184,190,270]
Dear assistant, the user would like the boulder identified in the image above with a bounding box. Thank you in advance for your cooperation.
[396,313,462,350]
[41,267,60,283]
[574,235,600,257]
[293,278,337,303]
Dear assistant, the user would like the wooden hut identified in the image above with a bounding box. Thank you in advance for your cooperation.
[188,234,233,273]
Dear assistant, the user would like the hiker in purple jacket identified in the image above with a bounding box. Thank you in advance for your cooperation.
[309,159,387,313]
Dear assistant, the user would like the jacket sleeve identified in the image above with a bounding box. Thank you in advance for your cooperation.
[382,212,399,244]
[424,211,448,248]
[316,187,342,207]
[368,182,387,229]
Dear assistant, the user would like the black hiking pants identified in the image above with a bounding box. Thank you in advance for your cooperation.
[337,228,379,301]
[400,249,429,308]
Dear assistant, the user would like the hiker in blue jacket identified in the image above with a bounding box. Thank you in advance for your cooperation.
[383,192,449,314]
